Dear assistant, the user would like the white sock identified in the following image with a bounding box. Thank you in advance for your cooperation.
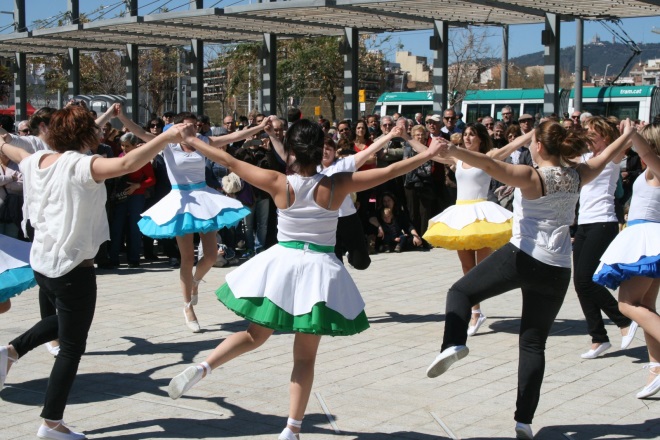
[200,361,212,376]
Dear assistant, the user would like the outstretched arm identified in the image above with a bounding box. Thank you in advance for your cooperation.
[90,123,188,181]
[353,129,398,168]
[95,104,117,128]
[487,130,534,161]
[631,131,660,180]
[332,138,443,202]
[0,141,31,164]
[578,120,635,185]
[438,138,539,196]
[116,104,156,142]
[183,133,287,204]
[208,116,272,148]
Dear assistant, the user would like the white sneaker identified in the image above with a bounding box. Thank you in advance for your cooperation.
[580,342,611,359]
[467,312,487,336]
[621,321,639,349]
[515,422,534,439]
[45,342,60,357]
[278,427,300,440]
[636,363,660,399]
[426,345,469,378]
[168,365,203,399]
[0,346,16,388]
[37,422,86,440]
[183,304,201,333]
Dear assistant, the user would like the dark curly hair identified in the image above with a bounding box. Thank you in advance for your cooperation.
[45,106,100,153]
[284,119,324,171]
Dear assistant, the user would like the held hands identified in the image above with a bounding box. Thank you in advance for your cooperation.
[260,115,274,131]
[168,122,197,143]
[427,136,451,158]
[389,126,405,139]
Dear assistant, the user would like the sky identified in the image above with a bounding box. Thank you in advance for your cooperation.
[1,0,659,71]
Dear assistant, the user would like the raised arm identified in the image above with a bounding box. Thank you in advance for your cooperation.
[631,131,660,180]
[116,104,156,142]
[0,141,31,164]
[577,120,635,185]
[353,129,398,168]
[438,138,539,197]
[183,133,287,204]
[487,130,534,161]
[95,104,117,128]
[208,116,272,148]
[331,138,443,204]
[90,123,188,181]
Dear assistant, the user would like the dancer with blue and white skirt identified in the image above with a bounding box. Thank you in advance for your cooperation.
[167,121,441,440]
[0,234,36,314]
[117,109,268,333]
[594,122,660,399]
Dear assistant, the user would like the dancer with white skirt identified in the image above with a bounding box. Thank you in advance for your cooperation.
[167,121,441,440]
[117,109,267,332]
[594,123,660,398]
[414,124,533,335]
[0,234,36,314]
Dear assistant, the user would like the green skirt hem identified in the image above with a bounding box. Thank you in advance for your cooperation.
[216,283,369,336]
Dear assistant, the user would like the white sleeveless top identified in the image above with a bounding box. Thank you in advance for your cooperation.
[510,166,580,268]
[456,160,490,200]
[578,153,618,224]
[319,156,357,217]
[628,172,660,223]
[277,174,338,246]
[163,136,210,186]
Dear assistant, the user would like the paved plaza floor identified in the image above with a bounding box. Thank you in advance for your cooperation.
[1,247,659,439]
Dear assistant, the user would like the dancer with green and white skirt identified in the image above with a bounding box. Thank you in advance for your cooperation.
[167,120,441,440]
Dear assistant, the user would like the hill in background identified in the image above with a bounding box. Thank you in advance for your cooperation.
[510,41,660,76]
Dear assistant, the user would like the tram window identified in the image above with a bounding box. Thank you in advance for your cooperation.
[385,105,399,116]
[607,102,639,121]
[495,104,520,121]
[400,104,432,120]
[583,103,607,116]
[466,104,492,123]
[372,105,381,116]
[523,104,543,118]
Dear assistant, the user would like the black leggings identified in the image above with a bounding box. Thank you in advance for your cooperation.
[442,243,571,424]
[573,222,631,343]
[10,266,97,420]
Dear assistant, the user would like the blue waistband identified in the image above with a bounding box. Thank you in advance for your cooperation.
[628,219,660,227]
[172,182,206,191]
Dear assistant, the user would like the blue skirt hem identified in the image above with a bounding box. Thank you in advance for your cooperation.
[0,266,37,302]
[593,255,660,290]
[138,208,250,239]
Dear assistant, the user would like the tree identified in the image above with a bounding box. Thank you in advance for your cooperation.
[0,63,13,102]
[447,27,500,107]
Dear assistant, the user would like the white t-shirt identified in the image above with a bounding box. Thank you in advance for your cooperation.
[20,150,109,277]
[8,134,51,153]
[578,153,618,225]
[319,156,357,217]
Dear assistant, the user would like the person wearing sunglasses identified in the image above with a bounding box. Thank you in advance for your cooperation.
[440,109,462,140]
[16,120,30,136]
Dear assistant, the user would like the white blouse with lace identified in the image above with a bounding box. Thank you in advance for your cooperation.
[510,166,580,268]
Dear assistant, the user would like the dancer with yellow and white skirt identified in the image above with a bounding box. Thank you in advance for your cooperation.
[417,124,533,335]
[594,123,660,399]
[0,234,36,314]
[166,121,441,440]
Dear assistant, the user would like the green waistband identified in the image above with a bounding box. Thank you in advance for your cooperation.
[279,241,335,253]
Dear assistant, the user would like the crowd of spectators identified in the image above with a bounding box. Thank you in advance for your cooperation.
[1,101,656,270]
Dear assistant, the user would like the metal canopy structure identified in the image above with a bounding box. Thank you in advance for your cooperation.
[1,0,659,121]
[1,1,658,57]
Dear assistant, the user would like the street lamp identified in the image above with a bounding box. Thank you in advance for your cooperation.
[604,64,612,86]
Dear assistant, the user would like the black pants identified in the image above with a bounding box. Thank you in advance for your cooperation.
[335,212,371,270]
[10,266,97,420]
[404,186,441,235]
[573,222,631,343]
[442,243,571,424]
